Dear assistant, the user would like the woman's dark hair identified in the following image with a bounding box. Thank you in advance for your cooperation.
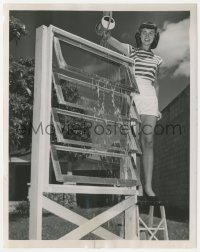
[135,22,160,49]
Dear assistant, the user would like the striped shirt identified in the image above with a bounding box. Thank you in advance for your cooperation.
[129,46,163,82]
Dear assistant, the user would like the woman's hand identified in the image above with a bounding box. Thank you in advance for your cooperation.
[157,111,162,121]
[95,22,111,38]
[102,30,111,40]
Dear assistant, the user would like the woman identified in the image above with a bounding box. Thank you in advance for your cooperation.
[100,22,163,199]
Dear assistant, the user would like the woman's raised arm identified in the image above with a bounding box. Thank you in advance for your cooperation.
[106,36,130,56]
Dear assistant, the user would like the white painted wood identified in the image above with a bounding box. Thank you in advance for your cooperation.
[140,227,165,231]
[130,101,140,122]
[149,219,164,240]
[45,184,136,195]
[136,206,140,239]
[43,25,53,187]
[160,206,169,240]
[51,109,64,143]
[119,158,126,239]
[124,195,137,239]
[57,73,128,97]
[52,25,134,65]
[53,144,128,158]
[128,65,139,93]
[53,107,125,125]
[148,206,154,228]
[138,217,158,240]
[135,120,143,194]
[29,25,48,240]
[42,196,123,240]
[127,130,139,153]
[54,36,67,68]
[131,123,142,155]
[137,205,168,240]
[59,196,135,240]
[124,122,138,239]
[62,174,136,187]
[147,205,154,240]
[127,156,137,181]
[52,73,66,105]
[50,146,63,182]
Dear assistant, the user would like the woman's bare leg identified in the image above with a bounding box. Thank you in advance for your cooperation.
[140,114,157,196]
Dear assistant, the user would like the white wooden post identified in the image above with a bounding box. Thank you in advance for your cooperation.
[124,121,138,239]
[160,206,169,240]
[29,25,51,239]
[43,25,53,187]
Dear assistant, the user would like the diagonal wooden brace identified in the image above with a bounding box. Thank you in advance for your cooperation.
[58,196,135,240]
[139,217,158,240]
[149,219,165,240]
[42,196,123,240]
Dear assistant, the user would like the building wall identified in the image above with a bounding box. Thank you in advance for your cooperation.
[153,86,190,218]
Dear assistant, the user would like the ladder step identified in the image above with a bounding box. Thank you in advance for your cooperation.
[136,200,167,206]
[137,204,169,240]
[139,227,165,231]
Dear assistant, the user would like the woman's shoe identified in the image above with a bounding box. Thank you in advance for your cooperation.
[143,191,166,205]
[143,191,158,202]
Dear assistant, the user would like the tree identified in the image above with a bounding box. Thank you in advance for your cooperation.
[9,16,34,152]
[9,16,27,43]
[9,57,34,151]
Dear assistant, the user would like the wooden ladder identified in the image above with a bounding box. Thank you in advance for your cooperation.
[136,202,169,240]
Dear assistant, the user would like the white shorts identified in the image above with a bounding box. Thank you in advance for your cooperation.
[132,77,159,117]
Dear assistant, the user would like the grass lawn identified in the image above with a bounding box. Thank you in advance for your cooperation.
[9,205,189,240]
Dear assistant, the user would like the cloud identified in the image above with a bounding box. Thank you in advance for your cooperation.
[154,18,190,78]
[172,59,190,78]
[121,32,133,42]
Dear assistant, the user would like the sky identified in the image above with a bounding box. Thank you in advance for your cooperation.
[9,10,190,110]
